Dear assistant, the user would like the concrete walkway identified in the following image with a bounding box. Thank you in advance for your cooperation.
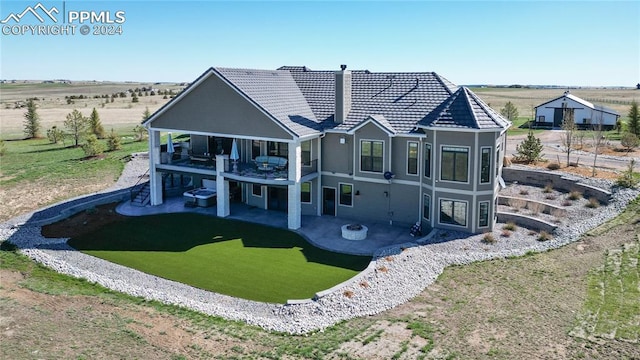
[117,196,418,256]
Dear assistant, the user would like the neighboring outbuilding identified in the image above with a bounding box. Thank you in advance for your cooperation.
[143,65,511,234]
[534,91,620,130]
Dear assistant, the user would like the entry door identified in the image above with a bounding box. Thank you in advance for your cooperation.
[322,187,336,216]
[268,187,288,212]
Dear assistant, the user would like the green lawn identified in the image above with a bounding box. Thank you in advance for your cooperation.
[68,213,371,303]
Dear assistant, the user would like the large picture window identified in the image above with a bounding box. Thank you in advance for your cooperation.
[339,183,353,206]
[439,199,467,227]
[301,182,311,203]
[480,147,491,183]
[478,201,489,227]
[268,142,288,157]
[360,140,384,172]
[441,146,469,182]
[407,141,418,175]
[424,143,432,178]
[423,194,431,220]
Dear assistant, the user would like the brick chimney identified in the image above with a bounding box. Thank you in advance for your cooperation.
[335,64,351,124]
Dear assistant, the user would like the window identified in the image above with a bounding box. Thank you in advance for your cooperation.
[441,146,469,182]
[301,182,311,203]
[495,148,500,177]
[360,140,384,172]
[439,199,467,227]
[478,201,489,227]
[301,141,311,166]
[268,142,288,157]
[407,142,418,175]
[423,194,431,220]
[480,147,491,184]
[252,140,262,159]
[252,184,262,197]
[339,183,353,206]
[538,115,545,122]
[424,143,432,178]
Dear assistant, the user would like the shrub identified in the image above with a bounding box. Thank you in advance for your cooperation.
[528,230,537,236]
[81,134,103,157]
[519,189,530,195]
[568,191,582,200]
[46,125,65,144]
[620,132,639,152]
[384,256,394,262]
[561,200,572,207]
[133,125,148,141]
[586,197,600,208]
[616,159,639,188]
[359,281,369,288]
[481,233,496,244]
[502,222,517,231]
[547,163,561,170]
[537,231,552,242]
[343,290,354,298]
[545,194,557,200]
[514,130,543,163]
[501,230,512,237]
[106,129,122,151]
[377,266,388,273]
[543,184,554,193]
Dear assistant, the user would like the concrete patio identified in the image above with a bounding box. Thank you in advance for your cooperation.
[117,196,419,256]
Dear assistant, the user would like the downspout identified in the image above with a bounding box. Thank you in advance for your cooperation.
[418,135,424,225]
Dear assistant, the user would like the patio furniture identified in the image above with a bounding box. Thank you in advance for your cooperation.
[254,156,287,170]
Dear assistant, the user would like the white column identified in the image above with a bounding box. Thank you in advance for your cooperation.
[215,154,230,217]
[149,129,163,205]
[287,142,302,229]
[316,137,322,216]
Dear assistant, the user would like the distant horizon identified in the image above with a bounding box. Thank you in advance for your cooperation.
[1,78,637,90]
[1,1,637,88]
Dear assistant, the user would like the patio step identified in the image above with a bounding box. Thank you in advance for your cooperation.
[131,182,150,207]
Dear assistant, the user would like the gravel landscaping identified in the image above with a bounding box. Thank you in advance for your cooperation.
[1,156,638,335]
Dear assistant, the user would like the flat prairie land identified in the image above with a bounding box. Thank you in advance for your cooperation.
[0,81,184,138]
[470,87,639,118]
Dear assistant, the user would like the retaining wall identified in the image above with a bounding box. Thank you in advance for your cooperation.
[502,168,611,204]
[497,211,558,233]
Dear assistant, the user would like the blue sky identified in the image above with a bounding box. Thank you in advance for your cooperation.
[1,1,638,86]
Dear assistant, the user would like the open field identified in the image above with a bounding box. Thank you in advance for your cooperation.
[0,81,184,138]
[470,87,639,121]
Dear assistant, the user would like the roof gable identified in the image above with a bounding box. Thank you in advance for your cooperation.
[347,115,396,135]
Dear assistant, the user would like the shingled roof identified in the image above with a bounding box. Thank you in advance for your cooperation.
[418,87,511,130]
[280,66,460,134]
[214,67,323,137]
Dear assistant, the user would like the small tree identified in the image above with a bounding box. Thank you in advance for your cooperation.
[500,101,519,122]
[591,113,605,176]
[616,159,639,188]
[142,106,151,121]
[64,109,89,147]
[560,107,576,166]
[131,93,139,103]
[133,124,148,141]
[621,132,639,153]
[106,129,122,151]
[23,98,41,138]
[88,108,106,139]
[46,125,65,144]
[514,130,544,163]
[81,134,103,157]
[628,100,639,136]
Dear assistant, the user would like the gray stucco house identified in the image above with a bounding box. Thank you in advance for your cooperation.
[143,65,511,233]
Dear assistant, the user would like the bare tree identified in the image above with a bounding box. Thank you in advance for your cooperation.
[591,112,605,176]
[560,106,576,167]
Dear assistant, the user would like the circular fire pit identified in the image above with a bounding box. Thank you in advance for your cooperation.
[341,224,368,240]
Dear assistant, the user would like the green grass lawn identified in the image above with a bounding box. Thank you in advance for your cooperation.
[0,136,149,187]
[67,213,371,303]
